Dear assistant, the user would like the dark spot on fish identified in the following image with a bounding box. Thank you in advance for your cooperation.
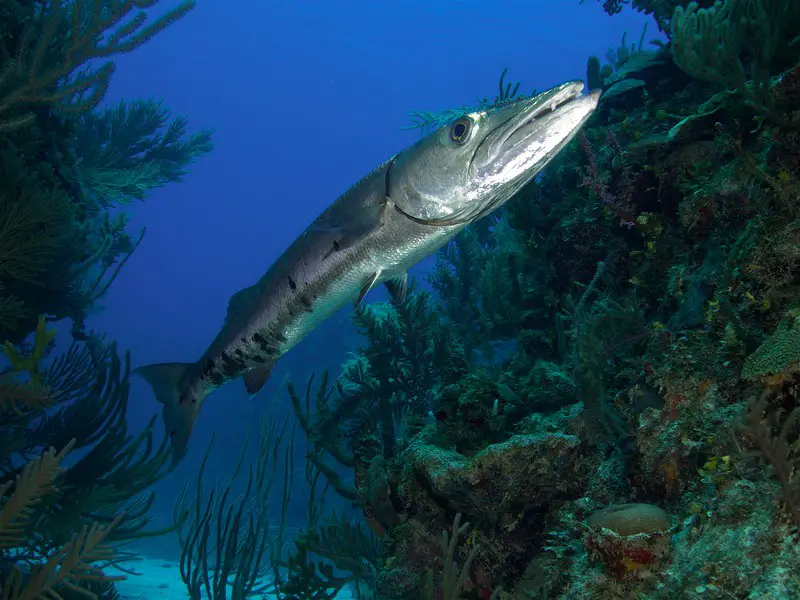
[203,358,215,376]
[288,276,297,291]
[251,354,267,363]
[209,372,224,385]
[323,240,342,260]
[252,332,268,347]
[299,295,313,312]
[221,352,239,375]
[178,393,186,405]
[169,429,177,438]
[275,332,287,343]
[234,348,244,357]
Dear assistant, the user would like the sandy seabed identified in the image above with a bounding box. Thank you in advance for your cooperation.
[116,556,356,600]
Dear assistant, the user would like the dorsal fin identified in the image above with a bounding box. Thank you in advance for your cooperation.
[311,198,390,241]
[225,284,260,327]
[309,157,395,243]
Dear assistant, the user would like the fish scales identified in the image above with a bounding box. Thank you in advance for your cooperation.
[133,82,601,461]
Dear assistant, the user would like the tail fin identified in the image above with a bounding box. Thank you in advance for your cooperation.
[133,362,189,405]
[133,362,200,463]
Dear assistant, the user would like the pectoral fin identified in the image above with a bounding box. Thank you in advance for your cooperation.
[355,270,382,310]
[387,273,408,303]
[243,363,274,396]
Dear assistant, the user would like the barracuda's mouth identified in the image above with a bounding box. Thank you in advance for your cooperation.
[491,81,588,155]
[463,83,601,221]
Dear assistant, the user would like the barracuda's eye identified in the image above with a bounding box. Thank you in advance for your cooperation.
[450,117,472,144]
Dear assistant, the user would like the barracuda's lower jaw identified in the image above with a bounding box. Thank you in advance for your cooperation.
[466,89,600,223]
[487,82,585,157]
[501,89,602,164]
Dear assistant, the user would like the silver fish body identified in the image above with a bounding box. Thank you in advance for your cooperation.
[192,160,462,393]
[134,81,601,461]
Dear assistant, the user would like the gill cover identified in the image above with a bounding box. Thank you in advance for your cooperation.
[388,111,486,225]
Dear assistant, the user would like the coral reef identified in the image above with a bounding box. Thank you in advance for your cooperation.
[0,1,213,598]
[0,0,213,343]
[3,0,800,598]
[279,1,800,598]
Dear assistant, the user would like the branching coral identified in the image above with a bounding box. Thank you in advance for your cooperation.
[425,513,481,600]
[0,333,177,600]
[290,280,467,525]
[347,279,465,417]
[738,390,800,523]
[175,401,292,600]
[670,0,800,113]
[288,371,360,502]
[0,0,196,130]
[0,442,124,600]
[73,98,214,207]
[0,2,211,343]
[294,512,382,588]
[269,456,383,600]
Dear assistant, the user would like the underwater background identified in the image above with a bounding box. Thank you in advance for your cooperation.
[2,0,800,599]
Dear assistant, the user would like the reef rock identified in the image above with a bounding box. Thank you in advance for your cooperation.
[398,429,586,520]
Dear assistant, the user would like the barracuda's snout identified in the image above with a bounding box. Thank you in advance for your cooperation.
[388,81,601,225]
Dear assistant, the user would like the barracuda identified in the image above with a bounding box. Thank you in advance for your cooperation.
[134,81,601,461]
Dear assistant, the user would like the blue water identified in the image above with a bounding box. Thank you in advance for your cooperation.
[85,0,655,573]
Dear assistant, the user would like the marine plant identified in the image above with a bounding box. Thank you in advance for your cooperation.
[174,394,292,600]
[0,331,176,599]
[428,215,527,361]
[0,0,213,342]
[289,280,466,503]
[73,98,214,207]
[0,1,213,598]
[282,0,800,596]
[268,440,383,599]
[670,0,800,115]
[0,442,123,600]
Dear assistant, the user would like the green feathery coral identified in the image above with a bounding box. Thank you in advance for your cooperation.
[0,0,197,130]
[73,98,214,206]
